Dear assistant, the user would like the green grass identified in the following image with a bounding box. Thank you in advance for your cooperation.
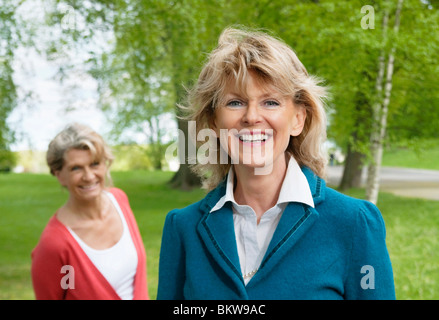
[1,171,439,300]
[382,139,439,171]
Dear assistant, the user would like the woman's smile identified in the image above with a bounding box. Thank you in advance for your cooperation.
[78,181,100,191]
[237,130,271,144]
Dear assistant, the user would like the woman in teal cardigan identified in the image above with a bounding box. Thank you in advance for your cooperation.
[157,27,395,300]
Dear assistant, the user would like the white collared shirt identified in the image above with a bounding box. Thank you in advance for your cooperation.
[210,157,314,285]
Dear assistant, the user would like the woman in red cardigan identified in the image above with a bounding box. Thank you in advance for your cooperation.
[31,123,149,300]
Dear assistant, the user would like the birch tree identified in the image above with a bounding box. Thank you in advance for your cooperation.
[366,0,404,204]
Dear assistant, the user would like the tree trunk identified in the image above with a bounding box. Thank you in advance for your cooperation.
[366,0,403,204]
[169,117,201,190]
[339,89,370,191]
[339,143,365,190]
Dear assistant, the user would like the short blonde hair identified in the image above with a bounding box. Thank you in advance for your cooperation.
[46,123,114,186]
[186,27,328,190]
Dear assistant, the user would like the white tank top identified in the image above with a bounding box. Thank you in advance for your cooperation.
[67,191,138,300]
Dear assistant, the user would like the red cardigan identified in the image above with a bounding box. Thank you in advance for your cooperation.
[31,188,149,300]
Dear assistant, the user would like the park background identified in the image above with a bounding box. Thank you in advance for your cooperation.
[1,0,439,299]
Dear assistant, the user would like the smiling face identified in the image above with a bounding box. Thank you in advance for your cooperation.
[55,148,107,203]
[212,71,306,174]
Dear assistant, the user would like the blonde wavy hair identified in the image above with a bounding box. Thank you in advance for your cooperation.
[185,27,328,190]
[46,123,114,187]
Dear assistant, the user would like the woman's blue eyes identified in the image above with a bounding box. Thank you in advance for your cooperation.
[226,100,280,108]
[265,100,280,107]
[227,100,242,107]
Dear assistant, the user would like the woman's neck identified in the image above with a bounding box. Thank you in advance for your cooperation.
[233,158,288,222]
[63,192,107,221]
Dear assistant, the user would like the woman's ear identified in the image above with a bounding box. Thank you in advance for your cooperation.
[290,105,307,137]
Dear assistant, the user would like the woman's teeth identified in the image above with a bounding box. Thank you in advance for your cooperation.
[239,134,268,142]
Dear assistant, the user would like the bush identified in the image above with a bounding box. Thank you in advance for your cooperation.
[0,149,16,172]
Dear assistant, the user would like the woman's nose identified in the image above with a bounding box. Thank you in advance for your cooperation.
[82,167,94,181]
[241,103,262,125]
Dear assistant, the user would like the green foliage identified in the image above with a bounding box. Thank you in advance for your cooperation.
[0,0,20,154]
[0,149,16,171]
[386,0,439,142]
[111,144,153,171]
[280,0,438,153]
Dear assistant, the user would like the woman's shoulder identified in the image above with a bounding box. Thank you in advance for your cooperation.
[323,185,379,210]
[107,187,128,199]
[167,198,205,218]
[33,216,72,256]
[164,196,210,232]
[107,188,135,209]
[321,186,386,235]
[166,182,222,219]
